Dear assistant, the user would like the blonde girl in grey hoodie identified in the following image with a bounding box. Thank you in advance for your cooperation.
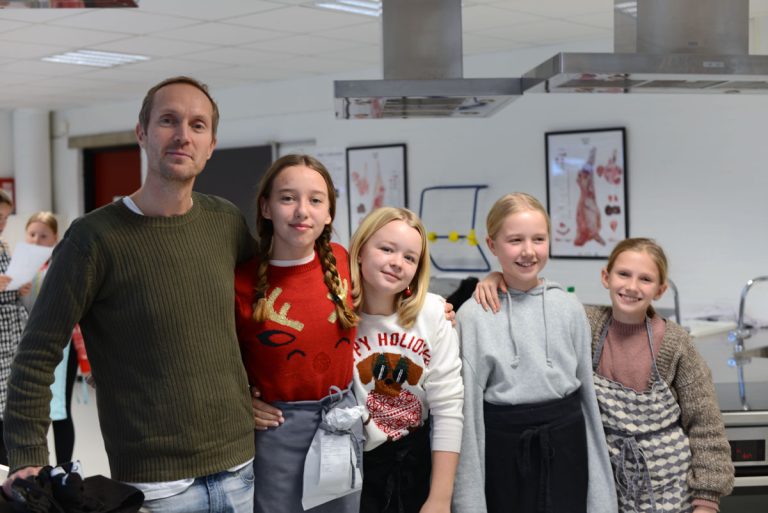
[452,193,616,513]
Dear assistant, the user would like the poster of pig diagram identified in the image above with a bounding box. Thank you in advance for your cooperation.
[347,144,407,233]
[545,127,628,259]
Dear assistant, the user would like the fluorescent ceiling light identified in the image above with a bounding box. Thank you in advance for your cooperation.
[314,0,381,17]
[42,49,149,67]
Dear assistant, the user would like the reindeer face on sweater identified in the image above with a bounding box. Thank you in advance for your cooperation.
[356,352,423,397]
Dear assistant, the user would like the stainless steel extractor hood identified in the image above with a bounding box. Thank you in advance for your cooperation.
[334,0,524,119]
[524,0,768,94]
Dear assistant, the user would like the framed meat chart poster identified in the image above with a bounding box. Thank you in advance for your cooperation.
[545,128,628,259]
[347,144,408,234]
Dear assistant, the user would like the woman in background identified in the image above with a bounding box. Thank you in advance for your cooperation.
[0,190,31,465]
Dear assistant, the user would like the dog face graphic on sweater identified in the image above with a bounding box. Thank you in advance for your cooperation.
[356,352,424,441]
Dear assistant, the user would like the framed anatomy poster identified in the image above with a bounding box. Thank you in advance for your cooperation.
[545,127,628,259]
[346,144,408,234]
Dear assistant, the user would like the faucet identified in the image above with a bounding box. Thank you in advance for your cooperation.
[667,278,681,324]
[727,275,768,411]
[730,275,768,349]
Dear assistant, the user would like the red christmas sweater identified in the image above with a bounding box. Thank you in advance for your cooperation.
[235,243,356,403]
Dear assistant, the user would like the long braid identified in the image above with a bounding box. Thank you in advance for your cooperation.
[252,232,272,322]
[316,226,357,328]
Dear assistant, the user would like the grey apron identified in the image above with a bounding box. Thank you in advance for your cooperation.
[592,318,692,513]
[253,385,363,513]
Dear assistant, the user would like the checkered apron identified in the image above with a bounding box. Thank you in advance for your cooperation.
[592,318,692,513]
[0,244,29,419]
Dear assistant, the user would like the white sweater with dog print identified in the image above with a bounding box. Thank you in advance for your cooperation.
[352,292,463,452]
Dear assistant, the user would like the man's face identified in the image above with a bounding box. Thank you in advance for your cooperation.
[135,83,217,184]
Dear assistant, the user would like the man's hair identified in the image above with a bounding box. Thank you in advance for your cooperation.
[138,76,220,136]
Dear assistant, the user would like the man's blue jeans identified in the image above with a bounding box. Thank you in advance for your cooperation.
[139,465,254,513]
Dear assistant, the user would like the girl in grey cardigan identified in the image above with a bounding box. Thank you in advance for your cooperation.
[452,193,616,513]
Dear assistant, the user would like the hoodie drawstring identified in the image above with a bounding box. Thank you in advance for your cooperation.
[505,290,521,368]
[505,282,553,369]
[541,282,553,367]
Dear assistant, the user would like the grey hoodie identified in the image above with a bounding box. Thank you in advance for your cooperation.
[452,280,617,513]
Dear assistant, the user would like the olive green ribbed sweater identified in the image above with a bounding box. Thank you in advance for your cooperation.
[4,193,255,482]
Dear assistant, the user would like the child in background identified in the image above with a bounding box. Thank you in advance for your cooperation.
[349,207,463,513]
[453,192,616,513]
[0,190,31,465]
[22,212,91,465]
[235,154,361,513]
[586,238,733,512]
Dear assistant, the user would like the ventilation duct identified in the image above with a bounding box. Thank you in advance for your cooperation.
[334,0,524,119]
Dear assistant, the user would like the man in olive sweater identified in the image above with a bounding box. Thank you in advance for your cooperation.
[2,77,256,513]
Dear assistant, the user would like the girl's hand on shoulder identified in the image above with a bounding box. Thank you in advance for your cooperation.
[250,386,284,430]
[474,272,506,313]
[443,301,456,327]
[18,282,32,296]
[0,275,11,291]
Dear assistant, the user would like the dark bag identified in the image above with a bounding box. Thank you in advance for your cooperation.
[0,462,143,513]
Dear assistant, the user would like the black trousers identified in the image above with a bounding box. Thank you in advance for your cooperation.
[484,389,588,513]
[360,419,431,513]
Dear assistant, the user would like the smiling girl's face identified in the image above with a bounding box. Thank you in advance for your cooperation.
[601,249,667,324]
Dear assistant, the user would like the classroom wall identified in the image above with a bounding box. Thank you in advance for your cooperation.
[5,37,768,321]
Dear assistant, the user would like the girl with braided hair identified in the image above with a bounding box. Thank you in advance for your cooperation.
[234,154,361,513]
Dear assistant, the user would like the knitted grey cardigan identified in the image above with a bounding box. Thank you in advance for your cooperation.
[585,305,735,506]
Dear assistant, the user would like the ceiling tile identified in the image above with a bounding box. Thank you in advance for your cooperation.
[49,9,199,34]
[264,0,318,5]
[157,22,291,45]
[138,0,286,20]
[208,65,312,82]
[0,18,30,34]
[0,59,94,77]
[0,69,40,85]
[462,33,530,54]
[462,5,548,31]
[80,66,176,84]
[0,40,69,59]
[90,36,217,58]
[568,11,614,29]
[483,19,608,43]
[184,47,293,66]
[125,57,234,75]
[228,5,371,32]
[323,45,380,65]
[487,0,610,18]
[0,8,85,22]
[0,24,126,47]
[753,0,768,15]
[271,54,364,74]
[315,22,380,44]
[242,34,364,55]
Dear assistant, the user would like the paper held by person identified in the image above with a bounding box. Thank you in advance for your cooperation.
[5,242,53,290]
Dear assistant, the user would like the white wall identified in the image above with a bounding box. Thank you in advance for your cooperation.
[19,38,768,321]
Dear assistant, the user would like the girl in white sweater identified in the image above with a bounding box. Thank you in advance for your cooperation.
[349,207,463,513]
